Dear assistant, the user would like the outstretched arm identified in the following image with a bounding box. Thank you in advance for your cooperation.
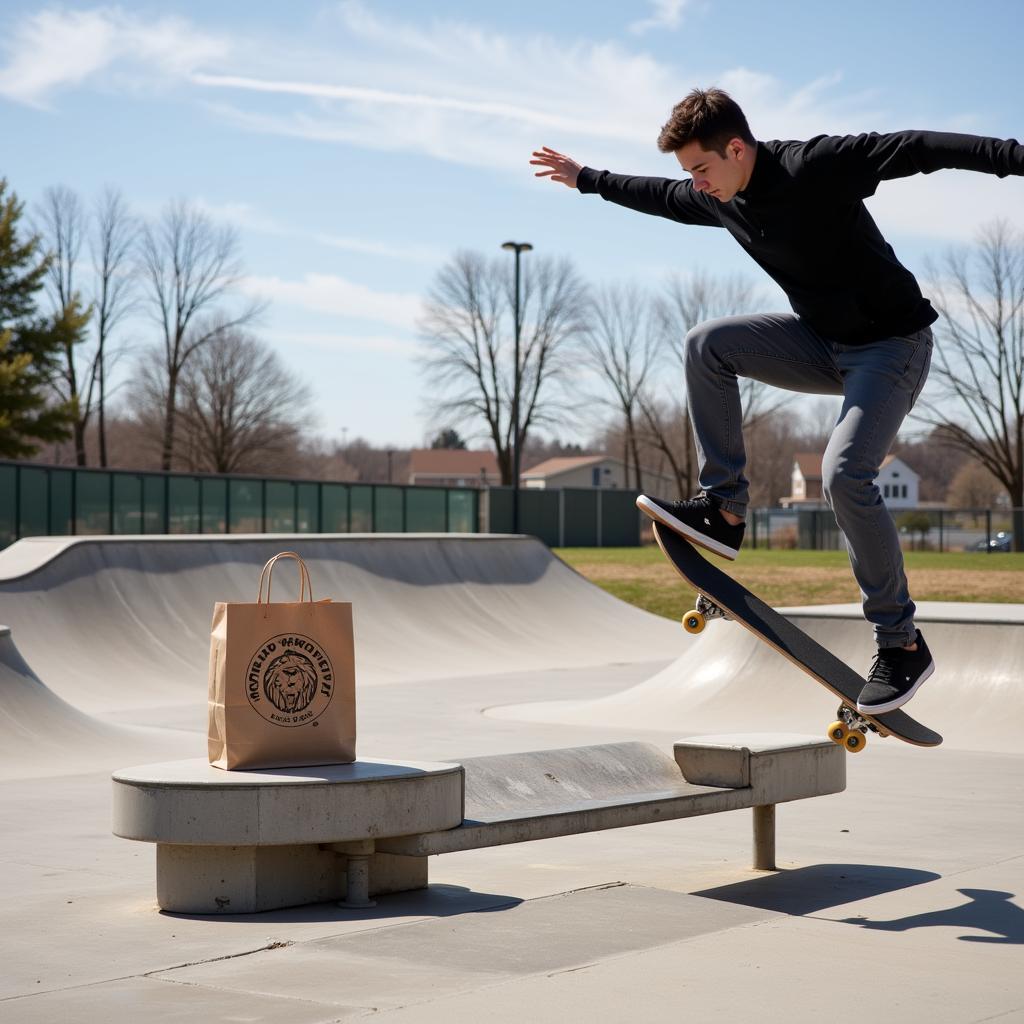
[804,130,1024,198]
[530,145,722,227]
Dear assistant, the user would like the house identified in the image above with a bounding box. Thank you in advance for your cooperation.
[521,454,675,492]
[781,453,920,509]
[407,449,501,488]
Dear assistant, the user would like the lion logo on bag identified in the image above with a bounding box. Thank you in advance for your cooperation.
[264,652,318,713]
[246,633,334,727]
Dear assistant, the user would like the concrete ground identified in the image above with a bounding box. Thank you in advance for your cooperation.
[0,535,1022,1022]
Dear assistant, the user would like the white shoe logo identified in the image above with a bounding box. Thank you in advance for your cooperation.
[703,517,711,526]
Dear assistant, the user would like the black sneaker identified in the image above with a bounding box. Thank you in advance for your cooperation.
[636,492,745,560]
[857,630,935,714]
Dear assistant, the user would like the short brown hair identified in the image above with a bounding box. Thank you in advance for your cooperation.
[656,88,754,155]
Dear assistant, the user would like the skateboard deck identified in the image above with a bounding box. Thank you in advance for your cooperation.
[652,523,942,751]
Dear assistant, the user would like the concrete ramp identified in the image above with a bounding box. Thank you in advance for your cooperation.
[0,534,682,714]
[0,626,194,778]
[491,605,1024,753]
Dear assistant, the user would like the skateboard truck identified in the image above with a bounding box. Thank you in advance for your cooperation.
[682,593,732,634]
[827,702,878,754]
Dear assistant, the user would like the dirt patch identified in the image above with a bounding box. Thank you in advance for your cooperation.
[573,560,1024,613]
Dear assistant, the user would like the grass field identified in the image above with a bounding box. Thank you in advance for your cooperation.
[553,544,1024,621]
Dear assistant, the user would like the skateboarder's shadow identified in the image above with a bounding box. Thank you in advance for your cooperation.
[694,865,1021,942]
[841,888,1024,945]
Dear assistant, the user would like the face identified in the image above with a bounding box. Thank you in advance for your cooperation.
[675,138,749,202]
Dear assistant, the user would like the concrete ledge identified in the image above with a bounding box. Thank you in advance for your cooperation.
[675,734,846,805]
[112,757,462,914]
[112,736,844,914]
[378,742,752,856]
[112,758,464,846]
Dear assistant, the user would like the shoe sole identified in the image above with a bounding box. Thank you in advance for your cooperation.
[636,495,740,561]
[856,660,935,715]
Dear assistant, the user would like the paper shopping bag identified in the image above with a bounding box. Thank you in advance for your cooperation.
[208,551,356,770]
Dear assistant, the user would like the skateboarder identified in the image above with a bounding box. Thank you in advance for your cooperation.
[531,88,1024,714]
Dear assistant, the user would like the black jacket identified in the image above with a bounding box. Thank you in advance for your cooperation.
[577,131,1024,344]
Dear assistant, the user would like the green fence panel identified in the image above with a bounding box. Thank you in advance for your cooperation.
[296,483,319,533]
[0,465,16,547]
[49,470,73,535]
[563,489,599,547]
[518,489,560,546]
[374,486,404,532]
[18,466,49,537]
[142,475,165,533]
[198,478,226,534]
[448,489,478,533]
[599,490,641,547]
[228,479,261,533]
[75,471,111,535]
[168,476,200,534]
[487,488,513,534]
[265,481,295,532]
[321,484,350,533]
[407,487,446,532]
[350,486,372,532]
[113,474,143,534]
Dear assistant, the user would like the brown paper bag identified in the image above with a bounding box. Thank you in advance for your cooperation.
[208,552,356,770]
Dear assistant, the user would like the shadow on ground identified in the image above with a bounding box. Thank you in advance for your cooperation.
[841,888,1024,944]
[695,866,1024,944]
[159,884,524,924]
[693,863,940,915]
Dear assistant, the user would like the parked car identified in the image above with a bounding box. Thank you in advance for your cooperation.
[972,532,1013,552]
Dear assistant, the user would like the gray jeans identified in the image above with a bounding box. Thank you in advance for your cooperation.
[684,313,933,648]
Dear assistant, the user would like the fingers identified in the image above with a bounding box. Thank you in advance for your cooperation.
[530,146,568,164]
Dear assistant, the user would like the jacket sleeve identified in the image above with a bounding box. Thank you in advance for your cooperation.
[576,167,723,227]
[802,131,1024,198]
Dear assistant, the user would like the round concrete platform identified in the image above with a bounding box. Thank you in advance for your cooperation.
[112,756,464,846]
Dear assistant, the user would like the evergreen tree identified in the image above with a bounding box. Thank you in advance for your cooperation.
[0,179,77,457]
[430,428,467,450]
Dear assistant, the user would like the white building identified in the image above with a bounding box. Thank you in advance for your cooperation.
[521,455,675,492]
[781,453,920,509]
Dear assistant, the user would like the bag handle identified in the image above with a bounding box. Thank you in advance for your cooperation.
[257,552,314,606]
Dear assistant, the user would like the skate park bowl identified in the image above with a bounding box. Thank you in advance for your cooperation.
[490,602,1024,755]
[1,532,1023,1020]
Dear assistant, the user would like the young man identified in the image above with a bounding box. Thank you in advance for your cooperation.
[531,88,1023,714]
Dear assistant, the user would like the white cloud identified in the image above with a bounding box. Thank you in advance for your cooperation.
[192,198,444,264]
[264,329,418,357]
[629,0,692,35]
[241,273,422,329]
[4,3,1016,246]
[0,7,227,106]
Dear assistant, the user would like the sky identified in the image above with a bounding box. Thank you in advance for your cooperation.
[1,0,1023,451]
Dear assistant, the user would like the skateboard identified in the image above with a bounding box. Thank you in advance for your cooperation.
[652,522,942,753]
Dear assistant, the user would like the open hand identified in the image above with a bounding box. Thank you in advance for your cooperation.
[530,146,582,188]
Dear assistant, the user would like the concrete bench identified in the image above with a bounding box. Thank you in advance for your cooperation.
[112,735,844,914]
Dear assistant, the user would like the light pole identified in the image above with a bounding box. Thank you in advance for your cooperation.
[501,240,532,533]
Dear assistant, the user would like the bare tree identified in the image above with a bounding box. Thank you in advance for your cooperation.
[660,269,783,428]
[580,284,663,489]
[419,251,587,484]
[916,221,1024,549]
[170,327,310,474]
[635,394,696,496]
[140,200,263,470]
[35,185,96,465]
[90,188,136,467]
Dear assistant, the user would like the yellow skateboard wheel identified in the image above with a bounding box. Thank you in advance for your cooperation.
[827,721,848,744]
[844,731,866,753]
[682,610,706,634]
